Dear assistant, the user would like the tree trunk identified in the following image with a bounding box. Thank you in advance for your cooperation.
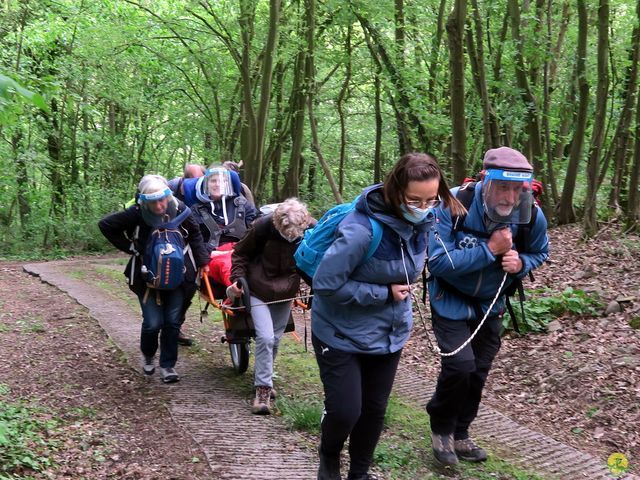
[238,0,258,190]
[583,0,609,237]
[337,24,352,195]
[428,0,448,103]
[627,79,640,231]
[251,0,281,193]
[468,0,499,152]
[447,0,467,183]
[558,0,589,225]
[374,64,383,184]
[600,21,640,212]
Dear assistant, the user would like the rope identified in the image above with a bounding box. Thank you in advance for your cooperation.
[216,293,314,310]
[415,271,509,357]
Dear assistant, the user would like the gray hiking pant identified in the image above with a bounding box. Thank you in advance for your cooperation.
[251,296,292,388]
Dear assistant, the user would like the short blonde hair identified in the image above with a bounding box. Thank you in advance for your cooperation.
[273,198,309,240]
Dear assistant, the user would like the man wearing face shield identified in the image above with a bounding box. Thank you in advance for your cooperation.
[425,147,549,467]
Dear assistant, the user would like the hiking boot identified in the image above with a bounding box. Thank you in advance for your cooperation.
[431,432,458,466]
[270,387,277,400]
[347,473,378,480]
[142,355,155,375]
[317,447,341,480]
[177,330,194,347]
[454,438,487,462]
[160,367,180,383]
[251,386,272,415]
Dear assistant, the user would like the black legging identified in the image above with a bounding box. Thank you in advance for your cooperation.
[312,333,402,477]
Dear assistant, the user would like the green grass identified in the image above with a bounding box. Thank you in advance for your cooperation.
[0,385,60,478]
[274,339,546,479]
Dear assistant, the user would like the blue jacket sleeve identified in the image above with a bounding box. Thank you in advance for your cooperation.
[427,207,496,277]
[312,222,389,306]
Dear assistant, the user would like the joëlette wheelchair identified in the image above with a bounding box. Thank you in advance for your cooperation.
[199,274,298,374]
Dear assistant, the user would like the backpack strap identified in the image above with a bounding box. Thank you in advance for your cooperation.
[158,207,192,230]
[363,218,383,262]
[452,181,477,232]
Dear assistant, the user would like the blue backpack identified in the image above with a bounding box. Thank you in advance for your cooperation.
[294,199,383,284]
[141,208,192,290]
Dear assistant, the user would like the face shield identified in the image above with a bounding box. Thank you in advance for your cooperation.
[482,169,534,225]
[138,188,172,210]
[199,168,233,201]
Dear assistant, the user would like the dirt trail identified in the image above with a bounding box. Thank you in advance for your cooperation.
[16,256,638,480]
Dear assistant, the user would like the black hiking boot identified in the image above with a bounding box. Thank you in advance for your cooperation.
[177,330,193,346]
[454,438,487,462]
[431,432,458,466]
[347,473,379,479]
[317,446,341,480]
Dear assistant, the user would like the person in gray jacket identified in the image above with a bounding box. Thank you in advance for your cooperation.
[312,153,466,480]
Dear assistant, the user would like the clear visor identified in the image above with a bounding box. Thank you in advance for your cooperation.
[202,168,233,200]
[482,170,534,225]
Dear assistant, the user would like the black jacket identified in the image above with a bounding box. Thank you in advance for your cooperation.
[98,202,210,296]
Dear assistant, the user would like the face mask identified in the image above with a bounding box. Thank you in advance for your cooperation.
[400,204,432,223]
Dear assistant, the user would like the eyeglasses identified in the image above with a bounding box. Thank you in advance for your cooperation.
[405,196,441,209]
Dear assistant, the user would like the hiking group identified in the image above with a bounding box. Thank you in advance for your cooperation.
[98,147,549,479]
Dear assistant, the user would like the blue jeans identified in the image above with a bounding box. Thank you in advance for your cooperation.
[251,296,292,388]
[138,288,185,368]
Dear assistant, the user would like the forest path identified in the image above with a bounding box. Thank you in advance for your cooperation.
[22,256,635,480]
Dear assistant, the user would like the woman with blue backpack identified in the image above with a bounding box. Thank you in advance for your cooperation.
[98,175,210,384]
[311,153,466,480]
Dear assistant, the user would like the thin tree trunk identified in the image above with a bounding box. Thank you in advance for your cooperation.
[428,0,448,103]
[600,22,640,212]
[468,0,499,152]
[627,80,640,231]
[337,24,352,195]
[447,0,467,183]
[558,0,589,225]
[251,0,281,193]
[374,64,383,184]
[583,0,610,237]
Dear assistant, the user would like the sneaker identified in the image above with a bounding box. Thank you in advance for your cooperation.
[251,386,272,415]
[431,432,458,466]
[142,356,155,375]
[177,331,194,347]
[160,367,180,383]
[454,438,487,462]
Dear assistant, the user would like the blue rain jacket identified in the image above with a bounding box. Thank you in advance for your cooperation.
[311,184,433,354]
[427,182,549,321]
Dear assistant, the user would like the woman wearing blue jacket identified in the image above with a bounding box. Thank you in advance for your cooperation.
[312,153,466,480]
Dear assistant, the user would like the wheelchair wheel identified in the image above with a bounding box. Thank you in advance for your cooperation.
[229,342,250,374]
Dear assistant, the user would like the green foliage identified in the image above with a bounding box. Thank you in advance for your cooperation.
[276,397,323,434]
[0,386,60,478]
[504,287,602,333]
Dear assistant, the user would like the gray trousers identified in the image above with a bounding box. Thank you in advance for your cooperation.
[250,296,292,388]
